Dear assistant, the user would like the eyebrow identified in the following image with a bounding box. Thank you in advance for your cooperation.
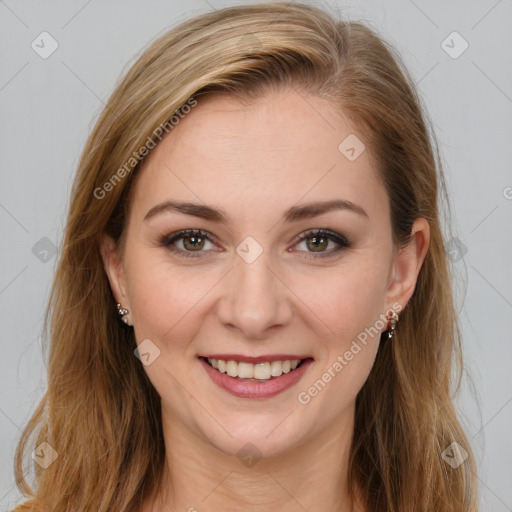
[143,198,368,224]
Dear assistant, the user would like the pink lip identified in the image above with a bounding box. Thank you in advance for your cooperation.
[200,353,311,364]
[199,357,313,399]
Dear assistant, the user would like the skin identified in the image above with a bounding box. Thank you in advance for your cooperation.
[101,88,430,512]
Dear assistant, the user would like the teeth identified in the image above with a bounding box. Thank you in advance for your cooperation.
[226,360,237,377]
[271,360,283,376]
[238,361,254,379]
[207,358,302,380]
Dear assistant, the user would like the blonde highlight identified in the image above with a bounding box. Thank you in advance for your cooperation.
[13,3,478,511]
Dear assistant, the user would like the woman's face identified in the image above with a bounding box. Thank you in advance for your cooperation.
[102,89,428,459]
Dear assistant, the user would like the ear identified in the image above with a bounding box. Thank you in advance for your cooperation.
[385,217,430,311]
[100,234,130,311]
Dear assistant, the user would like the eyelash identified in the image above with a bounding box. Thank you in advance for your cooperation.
[159,228,353,260]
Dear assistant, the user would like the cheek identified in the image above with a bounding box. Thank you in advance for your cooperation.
[293,255,389,343]
[123,245,214,347]
[294,280,385,420]
[293,255,388,393]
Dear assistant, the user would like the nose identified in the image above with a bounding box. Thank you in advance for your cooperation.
[215,249,293,340]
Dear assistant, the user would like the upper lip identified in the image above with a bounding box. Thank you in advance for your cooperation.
[199,354,312,364]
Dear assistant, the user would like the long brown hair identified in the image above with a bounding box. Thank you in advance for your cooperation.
[13,2,478,511]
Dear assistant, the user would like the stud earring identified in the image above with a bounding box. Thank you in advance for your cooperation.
[386,310,399,340]
[116,303,132,326]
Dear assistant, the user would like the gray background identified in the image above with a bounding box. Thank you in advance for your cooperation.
[1,0,511,510]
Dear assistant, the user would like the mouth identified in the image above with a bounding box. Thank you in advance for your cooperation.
[198,355,314,399]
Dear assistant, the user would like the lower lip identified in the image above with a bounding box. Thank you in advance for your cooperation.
[199,357,313,399]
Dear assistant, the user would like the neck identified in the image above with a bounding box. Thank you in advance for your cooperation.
[146,405,364,512]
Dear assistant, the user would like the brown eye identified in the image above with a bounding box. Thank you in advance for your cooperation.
[294,229,353,259]
[161,229,216,258]
[181,233,206,251]
[305,234,329,252]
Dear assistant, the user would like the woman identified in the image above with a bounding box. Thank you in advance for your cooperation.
[12,2,478,511]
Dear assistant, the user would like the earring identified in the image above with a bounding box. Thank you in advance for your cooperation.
[386,310,399,340]
[116,303,132,326]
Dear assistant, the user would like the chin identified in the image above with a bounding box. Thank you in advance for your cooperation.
[198,411,308,462]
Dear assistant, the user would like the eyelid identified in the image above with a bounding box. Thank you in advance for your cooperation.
[293,228,351,246]
[160,228,216,246]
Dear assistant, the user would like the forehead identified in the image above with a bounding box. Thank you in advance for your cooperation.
[127,89,386,225]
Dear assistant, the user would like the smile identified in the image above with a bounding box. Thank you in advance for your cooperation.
[199,355,314,399]
[207,357,302,380]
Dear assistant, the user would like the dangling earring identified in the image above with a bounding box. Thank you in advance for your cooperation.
[386,310,399,340]
[116,303,132,326]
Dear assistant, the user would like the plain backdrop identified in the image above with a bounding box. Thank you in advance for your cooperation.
[1,0,511,510]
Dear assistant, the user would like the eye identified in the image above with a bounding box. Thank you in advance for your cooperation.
[160,228,353,260]
[160,229,217,258]
[292,229,352,259]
